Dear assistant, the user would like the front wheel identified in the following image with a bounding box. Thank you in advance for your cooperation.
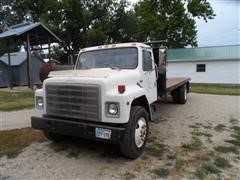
[120,106,149,159]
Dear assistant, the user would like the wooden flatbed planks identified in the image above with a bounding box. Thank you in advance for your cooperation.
[166,77,191,92]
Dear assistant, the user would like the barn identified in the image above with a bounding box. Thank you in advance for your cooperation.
[0,52,46,87]
[167,45,240,85]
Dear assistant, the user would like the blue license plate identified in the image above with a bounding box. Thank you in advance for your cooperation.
[95,128,111,139]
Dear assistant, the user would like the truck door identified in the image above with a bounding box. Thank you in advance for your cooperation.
[142,49,157,103]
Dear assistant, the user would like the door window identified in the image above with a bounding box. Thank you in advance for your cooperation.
[142,50,153,71]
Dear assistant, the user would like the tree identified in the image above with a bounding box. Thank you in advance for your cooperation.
[0,0,28,33]
[134,0,215,48]
[0,0,27,55]
[107,0,139,43]
[50,45,68,64]
[37,0,136,54]
[0,0,215,61]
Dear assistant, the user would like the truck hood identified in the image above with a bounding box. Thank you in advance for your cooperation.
[45,68,143,98]
[48,68,136,79]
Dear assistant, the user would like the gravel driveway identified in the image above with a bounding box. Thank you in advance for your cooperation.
[0,93,239,180]
[0,109,41,131]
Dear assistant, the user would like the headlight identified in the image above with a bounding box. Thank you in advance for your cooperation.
[108,103,118,115]
[106,102,120,117]
[36,96,44,110]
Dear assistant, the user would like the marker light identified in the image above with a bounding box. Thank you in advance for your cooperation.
[118,85,125,94]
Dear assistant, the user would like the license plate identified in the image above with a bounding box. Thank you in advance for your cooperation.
[95,128,111,139]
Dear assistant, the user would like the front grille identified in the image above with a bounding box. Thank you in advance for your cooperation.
[46,84,101,121]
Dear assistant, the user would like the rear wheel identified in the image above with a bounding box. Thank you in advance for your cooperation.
[43,131,67,142]
[178,84,187,104]
[120,106,149,159]
[172,89,179,103]
[172,84,187,104]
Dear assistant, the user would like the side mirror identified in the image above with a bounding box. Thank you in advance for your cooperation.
[158,48,167,74]
[154,64,159,79]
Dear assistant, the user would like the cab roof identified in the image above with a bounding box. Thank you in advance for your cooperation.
[80,42,150,53]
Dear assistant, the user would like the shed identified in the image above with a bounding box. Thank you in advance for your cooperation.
[0,60,9,87]
[0,52,46,87]
[0,22,61,89]
[167,45,240,85]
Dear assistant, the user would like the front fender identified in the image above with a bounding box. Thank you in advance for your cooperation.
[103,85,148,124]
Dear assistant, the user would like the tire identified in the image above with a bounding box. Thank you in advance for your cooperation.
[178,84,187,104]
[43,131,67,142]
[172,89,179,103]
[120,106,149,159]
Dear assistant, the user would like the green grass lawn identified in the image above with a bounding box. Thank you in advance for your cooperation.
[0,128,45,158]
[190,85,240,96]
[0,91,34,111]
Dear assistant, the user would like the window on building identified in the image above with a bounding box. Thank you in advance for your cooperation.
[143,50,153,71]
[196,64,206,72]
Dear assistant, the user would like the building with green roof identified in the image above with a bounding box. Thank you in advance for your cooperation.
[167,45,240,85]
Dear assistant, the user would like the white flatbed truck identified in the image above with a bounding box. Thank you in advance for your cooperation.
[32,42,190,159]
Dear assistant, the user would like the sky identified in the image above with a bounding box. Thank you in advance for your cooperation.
[130,0,240,47]
[196,0,239,47]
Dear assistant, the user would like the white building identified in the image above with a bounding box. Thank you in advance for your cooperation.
[167,45,240,85]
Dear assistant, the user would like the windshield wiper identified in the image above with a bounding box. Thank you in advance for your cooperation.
[104,64,120,71]
[109,66,120,71]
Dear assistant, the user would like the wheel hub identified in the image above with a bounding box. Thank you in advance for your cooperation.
[184,85,187,101]
[135,117,147,148]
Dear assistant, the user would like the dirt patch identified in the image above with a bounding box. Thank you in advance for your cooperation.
[0,93,239,179]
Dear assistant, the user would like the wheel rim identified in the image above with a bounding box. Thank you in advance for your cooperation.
[184,85,187,101]
[135,117,147,148]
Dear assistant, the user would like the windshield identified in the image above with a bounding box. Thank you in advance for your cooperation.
[76,47,138,70]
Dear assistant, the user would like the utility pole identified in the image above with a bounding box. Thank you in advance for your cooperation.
[7,39,13,89]
[26,32,32,89]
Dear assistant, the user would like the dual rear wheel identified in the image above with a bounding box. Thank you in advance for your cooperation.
[172,84,188,104]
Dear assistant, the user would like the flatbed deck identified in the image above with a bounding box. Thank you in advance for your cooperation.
[166,77,191,92]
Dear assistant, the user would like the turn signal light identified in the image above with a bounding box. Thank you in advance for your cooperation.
[36,84,43,89]
[118,85,125,94]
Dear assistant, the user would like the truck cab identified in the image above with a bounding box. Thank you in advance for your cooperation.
[32,42,190,159]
